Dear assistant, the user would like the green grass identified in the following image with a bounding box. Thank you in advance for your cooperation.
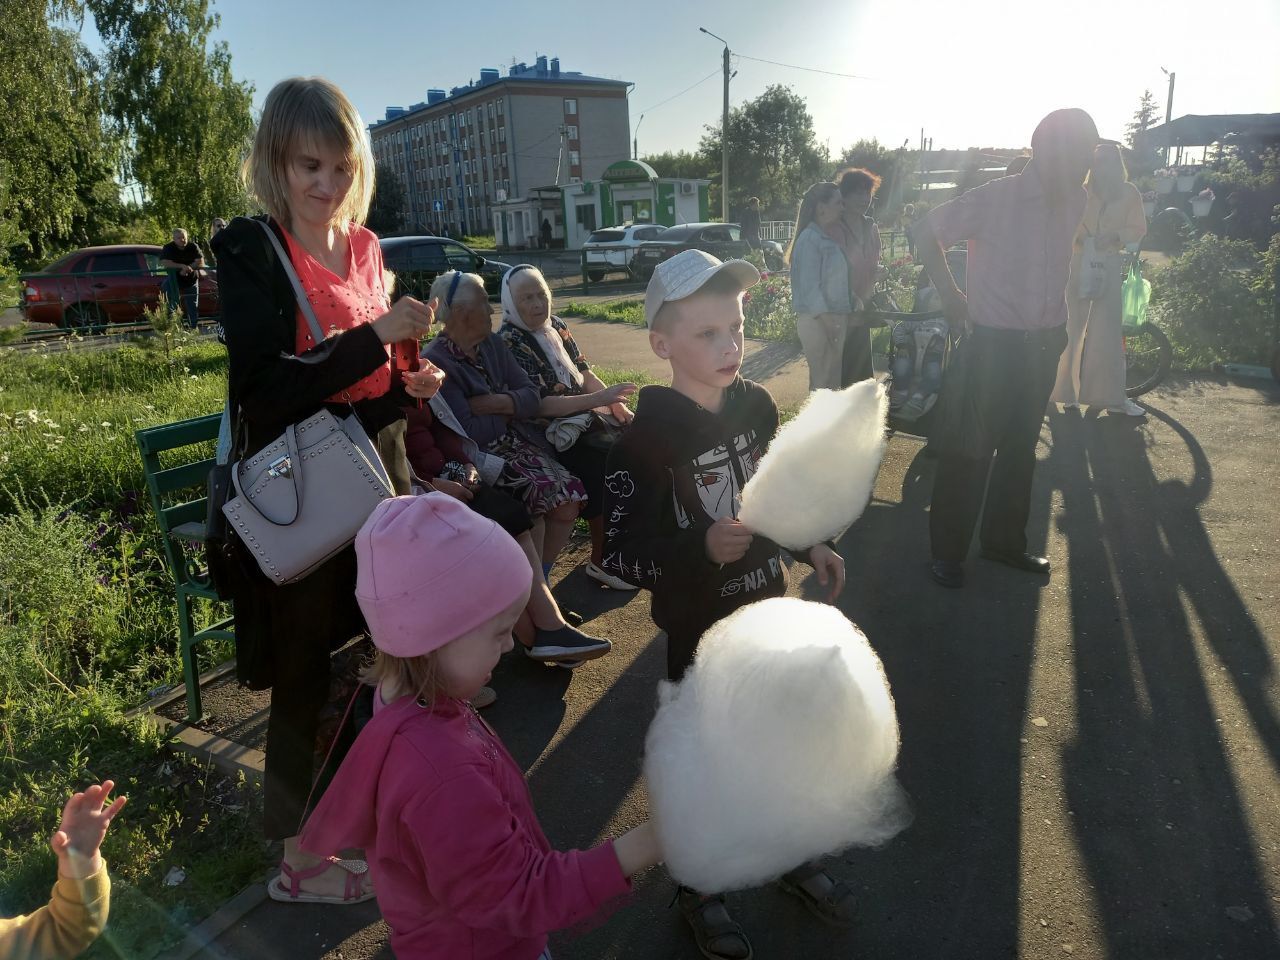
[560,298,645,327]
[0,337,268,958]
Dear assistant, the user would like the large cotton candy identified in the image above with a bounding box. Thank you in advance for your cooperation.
[737,379,888,550]
[644,597,910,893]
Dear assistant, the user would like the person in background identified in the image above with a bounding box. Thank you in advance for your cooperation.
[0,780,126,959]
[787,181,855,391]
[426,270,629,580]
[499,264,638,590]
[835,168,884,385]
[1051,143,1148,416]
[915,108,1099,589]
[741,196,762,250]
[204,217,227,266]
[540,217,553,249]
[159,227,204,327]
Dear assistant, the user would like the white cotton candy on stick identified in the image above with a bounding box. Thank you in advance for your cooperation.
[737,379,888,550]
[644,597,910,894]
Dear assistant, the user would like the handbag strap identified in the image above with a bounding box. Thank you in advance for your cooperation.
[254,218,326,347]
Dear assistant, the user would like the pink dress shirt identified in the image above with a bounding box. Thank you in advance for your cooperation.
[925,165,1086,331]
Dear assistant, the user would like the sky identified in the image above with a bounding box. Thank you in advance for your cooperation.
[77,0,1280,156]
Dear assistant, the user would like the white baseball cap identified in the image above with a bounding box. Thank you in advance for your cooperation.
[644,249,760,329]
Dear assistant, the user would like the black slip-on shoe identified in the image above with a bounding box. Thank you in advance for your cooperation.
[980,548,1051,574]
[525,626,612,662]
[930,560,965,589]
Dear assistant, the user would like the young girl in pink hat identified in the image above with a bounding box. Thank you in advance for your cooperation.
[298,493,661,959]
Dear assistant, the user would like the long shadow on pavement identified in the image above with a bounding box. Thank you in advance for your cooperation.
[1050,406,1278,958]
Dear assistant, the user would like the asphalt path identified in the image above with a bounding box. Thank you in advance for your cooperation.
[192,338,1279,960]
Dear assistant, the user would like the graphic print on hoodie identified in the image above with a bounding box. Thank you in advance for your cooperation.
[603,377,790,638]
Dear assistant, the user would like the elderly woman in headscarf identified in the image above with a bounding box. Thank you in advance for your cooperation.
[425,270,632,575]
[498,264,638,590]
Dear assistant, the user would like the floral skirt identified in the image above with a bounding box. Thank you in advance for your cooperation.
[487,431,587,518]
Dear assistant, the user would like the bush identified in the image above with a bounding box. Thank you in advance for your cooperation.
[0,339,266,956]
[1150,234,1275,367]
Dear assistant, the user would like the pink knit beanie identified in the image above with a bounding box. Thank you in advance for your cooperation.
[355,494,531,656]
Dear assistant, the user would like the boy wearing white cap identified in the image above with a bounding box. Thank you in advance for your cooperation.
[601,250,849,957]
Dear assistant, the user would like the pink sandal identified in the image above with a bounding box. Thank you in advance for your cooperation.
[267,857,376,905]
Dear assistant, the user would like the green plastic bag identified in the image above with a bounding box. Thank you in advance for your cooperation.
[1122,261,1151,327]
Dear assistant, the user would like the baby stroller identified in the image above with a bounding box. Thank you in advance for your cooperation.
[866,248,967,437]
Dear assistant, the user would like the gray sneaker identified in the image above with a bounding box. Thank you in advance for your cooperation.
[524,626,612,662]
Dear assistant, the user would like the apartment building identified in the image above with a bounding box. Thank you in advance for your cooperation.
[369,56,631,235]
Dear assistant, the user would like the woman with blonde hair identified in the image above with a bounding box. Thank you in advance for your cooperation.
[212,76,443,904]
[787,181,855,390]
[1051,143,1148,415]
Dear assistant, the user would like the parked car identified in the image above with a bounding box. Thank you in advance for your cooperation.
[582,223,668,281]
[631,222,752,279]
[379,236,512,300]
[19,245,220,330]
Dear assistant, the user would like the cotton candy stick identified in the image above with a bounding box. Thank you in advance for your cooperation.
[644,597,910,893]
[737,379,888,550]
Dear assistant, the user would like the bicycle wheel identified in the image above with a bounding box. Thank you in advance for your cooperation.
[1123,322,1172,398]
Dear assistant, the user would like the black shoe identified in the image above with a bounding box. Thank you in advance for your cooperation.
[980,548,1051,574]
[524,625,611,662]
[676,887,753,960]
[930,560,965,588]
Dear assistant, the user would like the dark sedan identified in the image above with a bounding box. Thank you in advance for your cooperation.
[630,222,752,279]
[379,236,512,301]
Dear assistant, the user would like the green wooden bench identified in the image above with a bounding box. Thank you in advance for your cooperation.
[135,413,234,723]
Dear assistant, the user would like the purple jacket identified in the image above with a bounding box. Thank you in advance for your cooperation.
[425,332,543,448]
[299,694,631,960]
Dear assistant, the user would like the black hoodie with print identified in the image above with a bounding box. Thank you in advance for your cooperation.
[602,377,796,645]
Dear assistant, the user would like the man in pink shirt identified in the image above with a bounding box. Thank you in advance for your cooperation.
[915,108,1099,588]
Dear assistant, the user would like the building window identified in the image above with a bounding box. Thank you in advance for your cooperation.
[569,150,580,167]
[488,102,495,119]
[498,126,506,144]
[564,98,577,115]
[567,125,578,141]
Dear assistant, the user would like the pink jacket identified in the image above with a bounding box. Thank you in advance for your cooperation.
[300,694,631,959]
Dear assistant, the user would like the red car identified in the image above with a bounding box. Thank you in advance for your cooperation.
[19,244,220,329]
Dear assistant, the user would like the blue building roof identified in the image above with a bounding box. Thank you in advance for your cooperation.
[372,56,629,127]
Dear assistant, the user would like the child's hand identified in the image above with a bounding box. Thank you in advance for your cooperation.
[706,517,753,565]
[808,544,846,602]
[51,780,127,880]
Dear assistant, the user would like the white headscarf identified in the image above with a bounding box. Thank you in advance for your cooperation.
[501,265,583,389]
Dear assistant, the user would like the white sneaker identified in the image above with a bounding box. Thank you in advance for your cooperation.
[583,561,639,591]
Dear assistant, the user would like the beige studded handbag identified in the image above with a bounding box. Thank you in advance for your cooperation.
[220,220,393,585]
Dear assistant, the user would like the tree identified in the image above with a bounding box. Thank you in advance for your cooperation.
[367,162,408,236]
[1126,90,1160,149]
[87,0,255,234]
[698,85,828,219]
[1126,89,1163,176]
[0,0,122,265]
[642,150,715,182]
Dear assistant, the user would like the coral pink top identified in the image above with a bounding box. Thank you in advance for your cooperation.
[283,223,391,402]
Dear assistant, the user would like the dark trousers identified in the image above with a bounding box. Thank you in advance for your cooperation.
[929,324,1067,564]
[841,324,874,386]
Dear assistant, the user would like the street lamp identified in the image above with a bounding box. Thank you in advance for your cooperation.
[634,113,645,161]
[699,26,731,221]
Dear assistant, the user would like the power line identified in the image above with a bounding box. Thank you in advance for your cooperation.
[637,67,723,115]
[734,53,876,82]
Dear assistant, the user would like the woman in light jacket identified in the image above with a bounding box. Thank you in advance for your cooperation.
[1051,143,1148,415]
[787,181,855,390]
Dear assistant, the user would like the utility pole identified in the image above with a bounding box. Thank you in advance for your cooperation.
[1161,67,1176,165]
[700,27,731,221]
[634,114,645,161]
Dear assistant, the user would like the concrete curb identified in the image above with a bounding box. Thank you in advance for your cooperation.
[155,876,270,960]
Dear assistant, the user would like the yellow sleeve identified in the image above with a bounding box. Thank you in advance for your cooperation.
[1118,183,1148,245]
[0,861,111,960]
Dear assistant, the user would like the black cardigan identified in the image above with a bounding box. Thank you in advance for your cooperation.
[212,215,404,457]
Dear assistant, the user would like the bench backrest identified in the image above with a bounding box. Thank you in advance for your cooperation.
[135,413,221,582]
